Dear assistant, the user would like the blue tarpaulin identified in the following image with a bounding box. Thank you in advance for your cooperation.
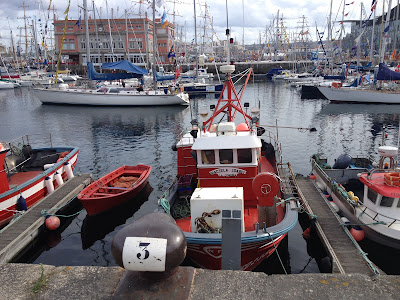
[376,63,400,81]
[87,61,148,81]
[101,60,148,75]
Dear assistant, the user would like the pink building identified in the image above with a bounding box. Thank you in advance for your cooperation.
[54,16,175,68]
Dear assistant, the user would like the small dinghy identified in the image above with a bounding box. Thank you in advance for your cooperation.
[78,165,152,216]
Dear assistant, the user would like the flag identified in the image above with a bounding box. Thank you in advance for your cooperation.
[175,65,181,80]
[161,10,166,25]
[355,31,363,45]
[161,21,169,29]
[346,1,354,5]
[371,0,377,11]
[365,73,371,84]
[391,49,397,60]
[75,16,81,27]
[345,12,349,16]
[383,25,390,33]
[395,62,400,72]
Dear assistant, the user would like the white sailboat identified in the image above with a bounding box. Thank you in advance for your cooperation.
[30,0,189,106]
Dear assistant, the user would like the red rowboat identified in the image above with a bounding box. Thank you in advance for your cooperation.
[78,165,152,216]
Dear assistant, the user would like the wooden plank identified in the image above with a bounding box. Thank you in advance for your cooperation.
[0,174,91,263]
[296,176,381,276]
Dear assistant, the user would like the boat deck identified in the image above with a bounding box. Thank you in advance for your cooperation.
[0,174,91,263]
[295,176,382,276]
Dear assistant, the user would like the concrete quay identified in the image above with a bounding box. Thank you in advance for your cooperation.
[1,264,399,300]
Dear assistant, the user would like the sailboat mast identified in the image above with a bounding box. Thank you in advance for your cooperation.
[381,0,393,63]
[370,1,377,63]
[93,0,101,72]
[84,0,91,64]
[194,0,199,82]
[152,0,157,88]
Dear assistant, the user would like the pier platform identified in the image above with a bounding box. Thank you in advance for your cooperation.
[0,174,91,263]
[0,264,399,300]
[295,176,381,276]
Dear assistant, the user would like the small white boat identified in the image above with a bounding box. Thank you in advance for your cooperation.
[311,144,400,249]
[0,81,15,89]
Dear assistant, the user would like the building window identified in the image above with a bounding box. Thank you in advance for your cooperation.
[129,54,145,64]
[136,25,141,29]
[129,38,143,49]
[158,43,167,47]
[68,27,73,31]
[103,40,110,49]
[80,39,86,49]
[118,26,122,30]
[157,28,166,34]
[62,39,75,50]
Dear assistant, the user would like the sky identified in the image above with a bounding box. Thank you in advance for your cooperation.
[0,0,394,50]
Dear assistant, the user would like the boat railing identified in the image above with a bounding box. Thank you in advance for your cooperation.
[357,203,400,228]
[366,168,398,180]
[5,134,53,151]
[262,129,283,166]
[311,158,356,214]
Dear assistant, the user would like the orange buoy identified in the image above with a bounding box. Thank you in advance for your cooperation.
[45,216,60,230]
[350,226,365,242]
[302,227,311,239]
[236,123,250,131]
[309,175,316,180]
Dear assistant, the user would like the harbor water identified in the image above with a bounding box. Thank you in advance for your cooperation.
[1,81,400,274]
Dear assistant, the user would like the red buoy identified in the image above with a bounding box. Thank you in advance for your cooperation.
[302,227,311,240]
[45,216,60,230]
[350,226,365,242]
[309,175,316,180]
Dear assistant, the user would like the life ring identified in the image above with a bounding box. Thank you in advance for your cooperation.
[384,172,400,181]
[384,172,400,186]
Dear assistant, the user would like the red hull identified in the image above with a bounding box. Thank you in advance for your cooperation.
[0,150,79,227]
[78,165,152,216]
[187,234,286,270]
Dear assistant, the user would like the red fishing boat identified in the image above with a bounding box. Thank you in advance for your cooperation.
[158,64,299,271]
[78,165,152,216]
[0,135,79,227]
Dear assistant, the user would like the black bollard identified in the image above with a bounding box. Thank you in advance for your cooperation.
[112,212,193,299]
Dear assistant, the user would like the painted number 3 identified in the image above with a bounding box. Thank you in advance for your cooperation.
[137,242,150,260]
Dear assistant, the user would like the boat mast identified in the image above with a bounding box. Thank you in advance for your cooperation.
[225,0,230,64]
[194,0,199,82]
[394,0,400,55]
[152,0,157,88]
[369,1,377,63]
[357,3,362,84]
[380,0,393,63]
[92,0,102,72]
[84,0,91,65]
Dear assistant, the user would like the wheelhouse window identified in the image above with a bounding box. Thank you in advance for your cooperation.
[201,150,215,164]
[367,188,378,204]
[237,148,252,163]
[380,196,395,207]
[219,149,233,164]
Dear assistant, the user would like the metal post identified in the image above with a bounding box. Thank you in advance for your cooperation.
[221,209,242,270]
